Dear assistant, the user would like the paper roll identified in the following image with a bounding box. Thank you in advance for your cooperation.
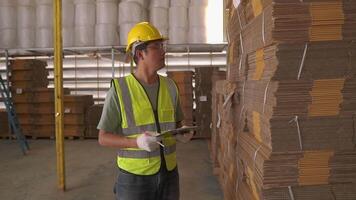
[190,0,209,6]
[119,23,136,45]
[150,0,169,9]
[96,0,118,24]
[17,28,35,48]
[0,6,16,29]
[169,6,188,28]
[62,0,75,26]
[150,7,168,29]
[189,6,207,27]
[118,1,143,24]
[75,2,96,26]
[170,0,189,7]
[169,27,187,44]
[36,3,53,28]
[17,0,33,6]
[36,27,53,48]
[95,23,119,46]
[62,26,74,47]
[75,25,95,46]
[188,26,207,43]
[17,6,36,28]
[0,28,16,48]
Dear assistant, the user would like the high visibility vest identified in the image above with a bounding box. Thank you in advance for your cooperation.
[112,73,179,175]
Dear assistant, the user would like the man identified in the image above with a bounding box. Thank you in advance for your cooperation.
[97,22,192,200]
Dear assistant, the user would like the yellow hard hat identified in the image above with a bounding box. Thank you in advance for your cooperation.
[126,22,167,53]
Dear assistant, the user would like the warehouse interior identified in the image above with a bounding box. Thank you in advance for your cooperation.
[1,0,356,200]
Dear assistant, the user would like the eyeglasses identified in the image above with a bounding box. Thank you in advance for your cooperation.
[147,42,166,51]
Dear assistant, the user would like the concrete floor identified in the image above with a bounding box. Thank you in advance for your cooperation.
[0,139,223,200]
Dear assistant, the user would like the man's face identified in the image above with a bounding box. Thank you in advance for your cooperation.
[142,40,166,70]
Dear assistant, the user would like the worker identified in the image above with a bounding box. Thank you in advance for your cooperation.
[97,22,193,200]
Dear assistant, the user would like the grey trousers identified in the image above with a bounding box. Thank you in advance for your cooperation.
[114,167,180,200]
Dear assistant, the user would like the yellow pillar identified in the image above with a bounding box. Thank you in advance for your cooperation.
[53,0,65,191]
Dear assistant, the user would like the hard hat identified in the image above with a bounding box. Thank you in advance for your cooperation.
[126,22,167,53]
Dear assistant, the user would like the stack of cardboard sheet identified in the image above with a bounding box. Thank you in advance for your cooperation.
[239,0,356,54]
[85,104,103,138]
[194,67,213,138]
[9,59,95,138]
[9,60,49,88]
[242,41,356,152]
[167,71,194,126]
[216,0,356,199]
[0,109,9,137]
[195,68,226,138]
[208,80,243,200]
[214,80,239,200]
[210,81,224,171]
[227,0,356,79]
[238,132,356,190]
[63,95,94,137]
[14,88,93,138]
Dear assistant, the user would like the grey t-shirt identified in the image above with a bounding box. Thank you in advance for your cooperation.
[97,78,184,133]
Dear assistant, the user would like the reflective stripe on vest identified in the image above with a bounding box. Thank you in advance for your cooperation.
[112,74,178,175]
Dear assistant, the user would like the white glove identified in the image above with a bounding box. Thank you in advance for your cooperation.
[136,132,160,152]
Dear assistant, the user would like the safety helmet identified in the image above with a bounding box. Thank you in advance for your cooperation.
[126,22,167,53]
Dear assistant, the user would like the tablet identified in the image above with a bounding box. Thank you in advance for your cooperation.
[155,126,198,137]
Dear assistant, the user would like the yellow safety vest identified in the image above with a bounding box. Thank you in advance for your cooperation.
[112,73,178,175]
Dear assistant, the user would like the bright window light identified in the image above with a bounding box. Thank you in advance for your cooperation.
[206,0,223,43]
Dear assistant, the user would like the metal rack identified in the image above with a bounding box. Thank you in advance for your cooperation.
[0,43,227,104]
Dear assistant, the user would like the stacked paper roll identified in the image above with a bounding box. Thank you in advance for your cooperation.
[0,0,16,48]
[35,0,53,48]
[123,0,148,8]
[149,0,169,38]
[171,0,189,7]
[95,0,119,46]
[17,0,36,48]
[62,0,74,47]
[74,0,95,46]
[169,5,188,44]
[118,0,146,45]
[188,1,208,43]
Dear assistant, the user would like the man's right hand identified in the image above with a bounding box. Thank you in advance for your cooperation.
[136,132,160,152]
